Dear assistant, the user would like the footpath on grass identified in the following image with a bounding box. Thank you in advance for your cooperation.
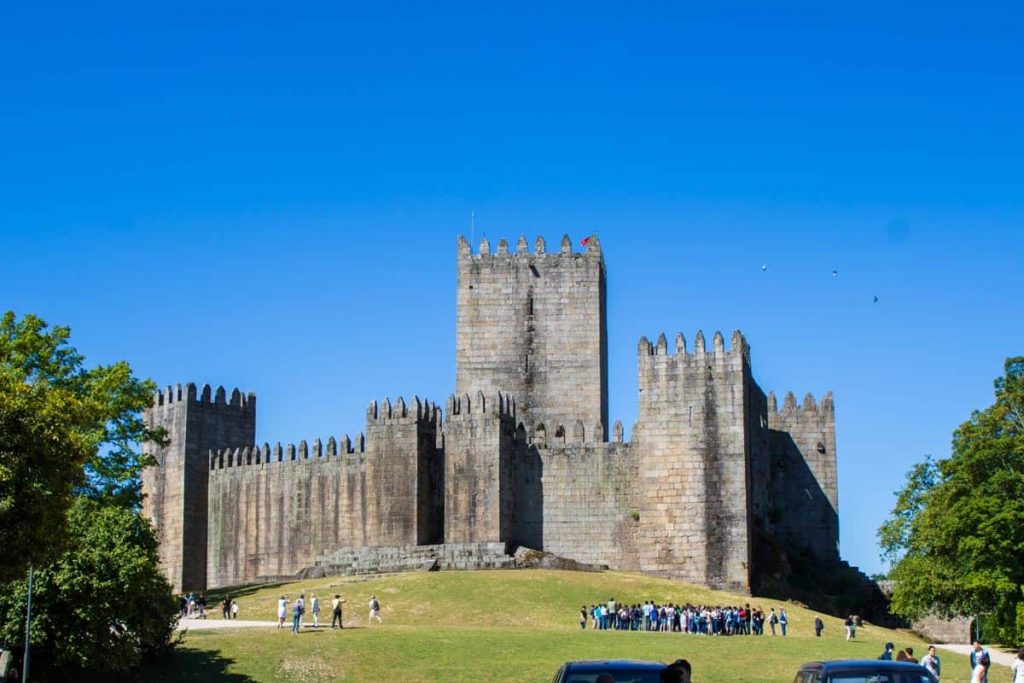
[177,618,278,631]
[936,644,1018,668]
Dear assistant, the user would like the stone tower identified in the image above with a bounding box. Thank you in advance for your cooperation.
[767,391,839,560]
[141,383,255,592]
[455,234,608,438]
[635,330,760,591]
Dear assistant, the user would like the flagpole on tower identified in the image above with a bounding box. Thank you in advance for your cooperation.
[471,211,476,248]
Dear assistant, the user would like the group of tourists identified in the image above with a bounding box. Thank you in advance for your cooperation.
[177,593,242,620]
[178,593,207,619]
[276,593,382,634]
[580,599,790,636]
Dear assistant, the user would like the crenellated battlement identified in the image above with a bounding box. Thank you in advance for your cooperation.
[365,396,441,425]
[444,390,516,420]
[456,233,601,259]
[528,416,627,447]
[767,390,835,417]
[637,329,749,366]
[209,433,367,472]
[150,382,255,411]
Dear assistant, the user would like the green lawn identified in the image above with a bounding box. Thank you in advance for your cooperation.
[153,570,987,682]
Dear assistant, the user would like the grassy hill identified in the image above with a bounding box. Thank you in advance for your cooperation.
[153,569,983,682]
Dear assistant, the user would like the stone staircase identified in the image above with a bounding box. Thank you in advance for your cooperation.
[314,542,516,576]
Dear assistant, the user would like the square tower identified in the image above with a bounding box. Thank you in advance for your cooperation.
[141,383,256,592]
[455,234,608,438]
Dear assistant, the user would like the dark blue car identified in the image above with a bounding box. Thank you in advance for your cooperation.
[552,660,668,683]
[795,659,939,683]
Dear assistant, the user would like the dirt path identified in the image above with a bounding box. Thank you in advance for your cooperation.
[935,643,1019,668]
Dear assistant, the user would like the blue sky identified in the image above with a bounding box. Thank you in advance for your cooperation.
[1,1,1021,576]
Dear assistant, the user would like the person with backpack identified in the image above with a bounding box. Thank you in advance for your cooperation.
[331,594,346,629]
[814,616,824,637]
[290,596,303,635]
[369,595,382,624]
[768,608,779,635]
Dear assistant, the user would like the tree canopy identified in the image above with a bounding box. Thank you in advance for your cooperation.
[0,312,164,580]
[0,497,178,675]
[879,356,1024,641]
[0,311,178,676]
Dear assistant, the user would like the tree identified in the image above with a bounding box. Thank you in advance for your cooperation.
[0,497,178,676]
[0,311,164,580]
[879,357,1024,642]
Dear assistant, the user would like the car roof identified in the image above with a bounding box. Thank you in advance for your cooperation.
[800,660,932,672]
[564,660,666,670]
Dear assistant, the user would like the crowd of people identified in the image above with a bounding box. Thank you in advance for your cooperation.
[579,599,791,636]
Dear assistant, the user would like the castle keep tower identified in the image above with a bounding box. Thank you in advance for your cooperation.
[455,234,608,438]
[141,384,255,592]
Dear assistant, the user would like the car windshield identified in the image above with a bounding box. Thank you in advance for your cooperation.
[563,668,663,683]
[828,674,933,683]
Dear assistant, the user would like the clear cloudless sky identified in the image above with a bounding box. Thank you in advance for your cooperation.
[1,1,1022,576]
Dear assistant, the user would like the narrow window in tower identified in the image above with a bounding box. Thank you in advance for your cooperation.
[527,296,534,316]
[524,354,529,372]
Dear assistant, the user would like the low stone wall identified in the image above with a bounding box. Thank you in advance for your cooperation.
[913,615,973,644]
[315,542,515,576]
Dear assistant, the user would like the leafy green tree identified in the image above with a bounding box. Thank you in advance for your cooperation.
[0,311,163,580]
[879,357,1024,642]
[0,497,178,676]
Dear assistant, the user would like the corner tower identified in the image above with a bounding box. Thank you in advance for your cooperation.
[141,383,256,592]
[455,234,608,437]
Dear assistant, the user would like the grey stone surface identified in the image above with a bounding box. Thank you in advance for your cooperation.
[141,235,840,594]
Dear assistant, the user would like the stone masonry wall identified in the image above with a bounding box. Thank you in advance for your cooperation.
[519,426,639,569]
[455,234,608,438]
[142,383,255,593]
[205,397,441,588]
[443,391,517,544]
[636,330,754,591]
[206,438,367,588]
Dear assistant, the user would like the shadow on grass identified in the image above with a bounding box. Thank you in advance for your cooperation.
[133,647,255,682]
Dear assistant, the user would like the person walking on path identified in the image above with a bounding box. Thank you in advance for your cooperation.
[277,595,288,629]
[311,594,320,628]
[779,608,788,636]
[921,645,941,680]
[768,608,778,635]
[231,601,239,620]
[369,595,382,625]
[1011,648,1024,683]
[291,596,303,635]
[814,616,824,637]
[331,594,346,629]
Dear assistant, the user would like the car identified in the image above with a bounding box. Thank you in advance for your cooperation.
[551,659,669,683]
[795,659,940,683]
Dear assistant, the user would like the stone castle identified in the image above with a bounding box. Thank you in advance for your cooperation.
[142,235,839,594]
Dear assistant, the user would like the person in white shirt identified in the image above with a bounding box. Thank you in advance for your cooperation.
[276,595,288,628]
[920,645,941,680]
[970,641,990,683]
[1011,648,1024,683]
